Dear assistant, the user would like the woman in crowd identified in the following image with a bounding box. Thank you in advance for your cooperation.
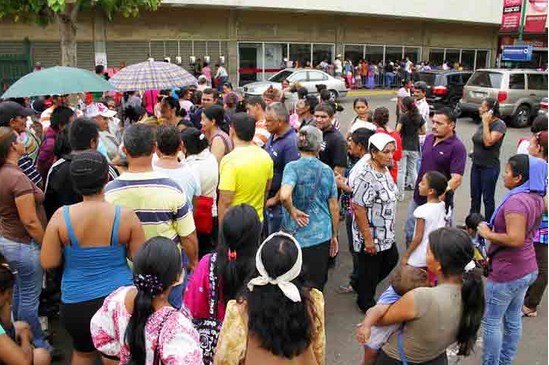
[90,236,203,364]
[177,87,194,122]
[41,150,145,365]
[0,253,51,365]
[477,154,546,365]
[180,127,219,257]
[153,125,200,208]
[37,106,74,180]
[0,126,49,351]
[352,133,399,313]
[201,104,233,163]
[372,107,402,183]
[214,232,325,364]
[349,97,375,134]
[396,96,425,199]
[371,227,484,364]
[336,128,376,294]
[262,86,283,105]
[523,131,548,317]
[159,96,188,131]
[184,204,261,321]
[295,96,318,130]
[470,97,506,220]
[280,126,340,291]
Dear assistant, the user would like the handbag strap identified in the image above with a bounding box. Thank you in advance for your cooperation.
[153,308,177,365]
[397,324,409,365]
[207,253,219,319]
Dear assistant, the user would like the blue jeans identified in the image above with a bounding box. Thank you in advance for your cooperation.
[397,150,420,193]
[482,271,538,365]
[217,76,228,91]
[470,163,500,220]
[385,72,394,88]
[264,204,283,236]
[0,237,50,350]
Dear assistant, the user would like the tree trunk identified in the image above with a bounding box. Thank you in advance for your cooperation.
[57,2,79,67]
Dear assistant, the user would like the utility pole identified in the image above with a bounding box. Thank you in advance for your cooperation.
[518,0,528,44]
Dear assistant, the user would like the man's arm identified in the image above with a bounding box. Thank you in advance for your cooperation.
[218,190,235,228]
[448,173,463,192]
[180,230,199,271]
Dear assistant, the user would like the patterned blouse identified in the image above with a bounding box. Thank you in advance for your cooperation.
[214,289,325,365]
[90,286,203,365]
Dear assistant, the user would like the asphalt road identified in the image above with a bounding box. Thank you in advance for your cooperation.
[50,92,547,364]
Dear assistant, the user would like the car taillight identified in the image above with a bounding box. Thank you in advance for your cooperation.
[497,91,508,103]
[432,86,448,96]
[541,103,548,110]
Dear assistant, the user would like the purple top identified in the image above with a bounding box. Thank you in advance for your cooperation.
[489,193,544,283]
[413,133,466,205]
[264,127,299,199]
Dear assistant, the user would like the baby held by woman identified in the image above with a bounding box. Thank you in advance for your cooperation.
[356,265,430,364]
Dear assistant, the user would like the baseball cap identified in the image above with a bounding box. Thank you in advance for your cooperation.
[414,81,429,93]
[0,101,34,126]
[369,133,396,151]
[298,125,323,152]
[84,102,117,119]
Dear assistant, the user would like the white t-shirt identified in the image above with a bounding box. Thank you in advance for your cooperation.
[350,118,377,133]
[397,87,411,99]
[517,139,530,155]
[153,163,201,209]
[408,202,447,267]
[184,149,219,216]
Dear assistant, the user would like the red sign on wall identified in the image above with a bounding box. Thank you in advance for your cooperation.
[525,0,548,33]
[501,0,524,32]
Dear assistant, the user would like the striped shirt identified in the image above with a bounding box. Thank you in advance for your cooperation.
[18,154,42,186]
[104,171,195,242]
[253,120,270,147]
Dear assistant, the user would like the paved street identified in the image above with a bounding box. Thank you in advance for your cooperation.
[50,92,547,364]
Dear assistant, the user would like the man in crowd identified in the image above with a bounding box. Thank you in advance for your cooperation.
[44,117,119,219]
[0,101,42,186]
[218,112,273,226]
[191,88,220,129]
[247,96,270,147]
[396,79,412,120]
[314,104,347,176]
[414,81,430,126]
[404,107,467,246]
[263,102,300,235]
[104,124,197,309]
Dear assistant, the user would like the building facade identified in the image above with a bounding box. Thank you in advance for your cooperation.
[0,0,502,86]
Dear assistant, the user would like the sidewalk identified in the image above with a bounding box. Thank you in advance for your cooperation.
[345,88,397,97]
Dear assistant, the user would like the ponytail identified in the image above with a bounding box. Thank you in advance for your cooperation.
[125,290,155,365]
[443,189,454,217]
[457,269,484,356]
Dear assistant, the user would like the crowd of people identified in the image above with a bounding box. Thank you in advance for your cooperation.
[0,72,546,365]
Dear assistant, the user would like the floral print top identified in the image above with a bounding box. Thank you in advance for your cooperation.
[90,286,203,365]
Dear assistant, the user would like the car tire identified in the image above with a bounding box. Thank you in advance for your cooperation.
[453,103,463,118]
[511,104,531,128]
[328,89,338,102]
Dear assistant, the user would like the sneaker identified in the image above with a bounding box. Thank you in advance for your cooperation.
[336,284,355,294]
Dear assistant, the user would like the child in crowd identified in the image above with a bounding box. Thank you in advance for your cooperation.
[401,171,453,275]
[463,212,487,264]
[355,265,430,364]
[349,97,376,135]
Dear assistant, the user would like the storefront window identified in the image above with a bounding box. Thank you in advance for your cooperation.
[445,49,460,67]
[313,44,333,67]
[429,48,444,68]
[404,47,421,64]
[238,43,262,85]
[289,43,311,68]
[461,49,475,70]
[385,46,403,63]
[264,43,288,80]
[476,50,489,69]
[344,45,364,65]
[366,45,384,64]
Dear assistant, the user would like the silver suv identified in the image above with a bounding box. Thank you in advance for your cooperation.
[457,69,548,127]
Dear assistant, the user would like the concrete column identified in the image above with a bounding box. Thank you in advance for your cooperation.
[93,7,107,67]
[227,9,239,85]
[335,23,344,58]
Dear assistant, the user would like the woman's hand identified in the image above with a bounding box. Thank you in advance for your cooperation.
[400,255,409,267]
[290,208,309,227]
[364,237,377,256]
[477,222,491,239]
[335,172,347,190]
[330,236,339,257]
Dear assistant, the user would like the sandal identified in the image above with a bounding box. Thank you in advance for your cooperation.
[522,305,538,317]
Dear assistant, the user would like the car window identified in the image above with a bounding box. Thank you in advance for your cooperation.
[468,71,503,88]
[447,74,463,85]
[288,71,308,82]
[307,71,328,82]
[416,73,437,85]
[462,73,472,83]
[527,74,548,90]
[509,74,525,90]
[268,70,294,83]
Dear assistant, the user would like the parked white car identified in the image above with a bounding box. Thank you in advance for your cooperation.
[239,68,347,99]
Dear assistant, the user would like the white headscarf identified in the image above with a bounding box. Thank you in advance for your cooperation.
[247,232,303,302]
